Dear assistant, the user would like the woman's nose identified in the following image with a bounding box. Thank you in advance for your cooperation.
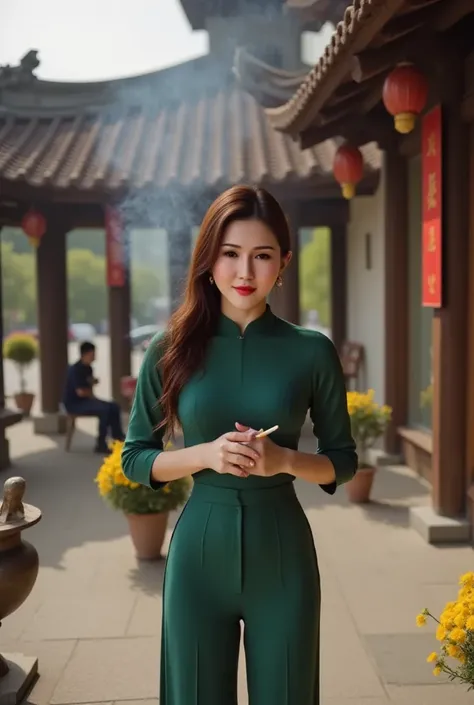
[238,257,254,279]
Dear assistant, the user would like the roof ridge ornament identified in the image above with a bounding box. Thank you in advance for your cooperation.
[0,50,39,89]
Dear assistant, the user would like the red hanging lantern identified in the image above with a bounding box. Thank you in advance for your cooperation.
[21,209,47,248]
[382,63,428,134]
[333,144,363,199]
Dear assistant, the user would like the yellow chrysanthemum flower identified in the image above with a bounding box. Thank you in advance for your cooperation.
[94,439,191,515]
[346,390,392,459]
[454,612,468,629]
[446,644,463,660]
[416,613,427,627]
[418,572,474,686]
[460,572,474,589]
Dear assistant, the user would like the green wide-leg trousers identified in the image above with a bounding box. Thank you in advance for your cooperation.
[160,482,321,705]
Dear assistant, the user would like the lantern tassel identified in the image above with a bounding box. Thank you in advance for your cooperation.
[394,112,416,134]
[28,236,39,248]
[341,183,355,200]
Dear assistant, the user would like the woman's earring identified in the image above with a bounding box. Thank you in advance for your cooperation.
[209,275,214,285]
[276,275,283,288]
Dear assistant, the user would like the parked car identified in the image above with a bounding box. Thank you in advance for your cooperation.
[69,323,96,342]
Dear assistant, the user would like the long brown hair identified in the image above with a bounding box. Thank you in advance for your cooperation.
[158,185,291,434]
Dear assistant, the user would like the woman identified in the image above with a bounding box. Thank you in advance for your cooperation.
[122,185,357,705]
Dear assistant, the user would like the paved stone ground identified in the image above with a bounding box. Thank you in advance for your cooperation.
[2,417,474,705]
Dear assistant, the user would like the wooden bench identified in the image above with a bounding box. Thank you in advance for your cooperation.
[63,410,93,452]
[63,377,136,451]
[0,407,23,429]
[398,426,433,482]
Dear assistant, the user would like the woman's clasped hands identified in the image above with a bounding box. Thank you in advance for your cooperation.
[202,422,290,478]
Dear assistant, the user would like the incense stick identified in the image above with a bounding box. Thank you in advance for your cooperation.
[255,425,279,439]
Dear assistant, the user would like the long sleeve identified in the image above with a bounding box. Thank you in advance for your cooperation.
[310,335,358,495]
[121,334,166,489]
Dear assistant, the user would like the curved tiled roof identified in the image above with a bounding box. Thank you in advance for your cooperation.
[0,86,380,198]
[234,48,310,107]
[263,0,405,133]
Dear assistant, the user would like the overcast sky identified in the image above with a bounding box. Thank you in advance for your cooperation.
[0,0,208,81]
[0,0,333,82]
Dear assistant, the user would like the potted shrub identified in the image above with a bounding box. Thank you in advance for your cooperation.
[417,571,474,690]
[345,389,392,503]
[95,440,191,559]
[4,332,39,416]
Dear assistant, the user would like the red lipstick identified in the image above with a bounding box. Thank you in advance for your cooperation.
[233,286,256,296]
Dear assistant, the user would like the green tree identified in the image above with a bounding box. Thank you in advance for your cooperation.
[1,242,36,330]
[1,227,31,254]
[68,228,106,256]
[67,249,107,326]
[131,263,166,323]
[67,248,166,326]
[2,232,167,330]
[300,227,331,327]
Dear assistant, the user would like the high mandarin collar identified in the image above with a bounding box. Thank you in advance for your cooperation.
[216,304,276,338]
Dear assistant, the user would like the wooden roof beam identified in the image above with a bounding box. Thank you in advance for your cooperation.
[319,74,388,123]
[299,107,394,150]
[402,0,441,10]
[351,29,432,83]
[322,78,377,107]
[431,0,474,31]
[372,1,446,45]
[375,0,472,44]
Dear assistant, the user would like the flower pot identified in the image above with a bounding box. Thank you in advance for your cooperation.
[345,467,376,503]
[125,511,169,560]
[14,392,34,417]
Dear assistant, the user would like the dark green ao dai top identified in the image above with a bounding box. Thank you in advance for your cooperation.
[122,306,357,493]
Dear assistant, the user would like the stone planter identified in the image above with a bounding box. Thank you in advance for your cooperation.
[13,392,35,417]
[0,476,42,701]
[126,512,169,560]
[345,466,376,504]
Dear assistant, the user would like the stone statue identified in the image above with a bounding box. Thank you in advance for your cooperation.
[0,50,39,89]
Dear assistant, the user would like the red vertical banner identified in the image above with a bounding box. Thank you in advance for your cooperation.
[421,105,443,307]
[105,205,126,288]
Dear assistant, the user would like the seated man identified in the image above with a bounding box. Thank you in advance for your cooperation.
[63,341,125,453]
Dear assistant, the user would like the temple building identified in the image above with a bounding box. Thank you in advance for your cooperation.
[0,1,379,467]
[237,0,474,542]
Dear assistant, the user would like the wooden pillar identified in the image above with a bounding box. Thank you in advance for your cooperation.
[466,124,474,508]
[35,216,69,426]
[108,229,131,409]
[0,230,5,412]
[384,146,409,454]
[432,60,469,518]
[271,202,300,324]
[330,224,347,353]
[168,228,192,313]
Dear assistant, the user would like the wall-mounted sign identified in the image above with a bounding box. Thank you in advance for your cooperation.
[421,105,442,308]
